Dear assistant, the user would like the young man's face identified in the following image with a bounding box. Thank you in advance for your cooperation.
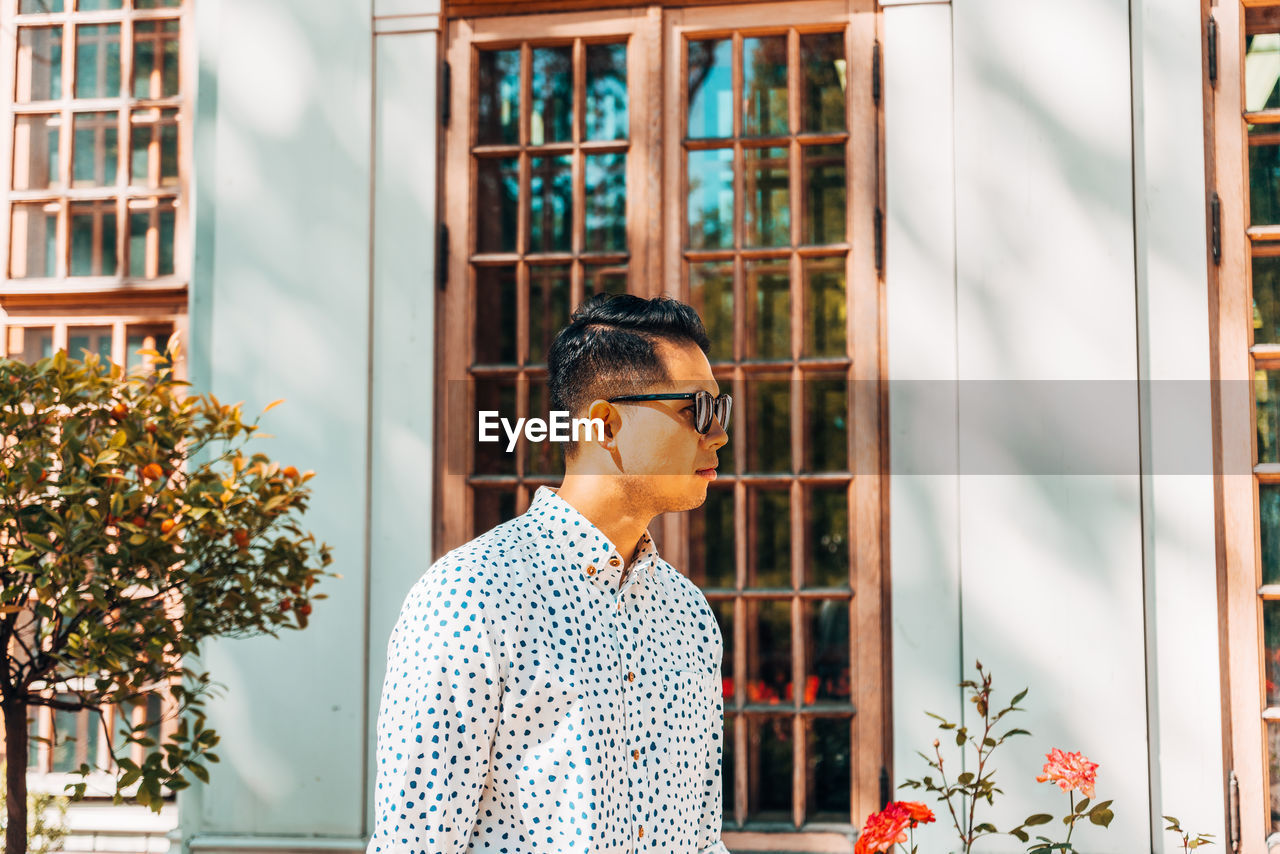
[606,339,729,514]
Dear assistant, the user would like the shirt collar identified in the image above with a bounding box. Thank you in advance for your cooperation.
[524,485,659,592]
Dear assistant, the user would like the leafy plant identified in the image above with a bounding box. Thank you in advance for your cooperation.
[1,346,334,854]
[1163,815,1214,852]
[0,763,68,854]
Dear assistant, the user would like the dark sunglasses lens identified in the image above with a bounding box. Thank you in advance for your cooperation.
[695,392,712,433]
[718,396,732,431]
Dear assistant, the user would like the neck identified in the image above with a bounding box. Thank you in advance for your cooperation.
[554,474,653,567]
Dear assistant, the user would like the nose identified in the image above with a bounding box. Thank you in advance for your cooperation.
[703,416,729,450]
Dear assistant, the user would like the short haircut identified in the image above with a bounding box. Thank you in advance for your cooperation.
[547,294,711,453]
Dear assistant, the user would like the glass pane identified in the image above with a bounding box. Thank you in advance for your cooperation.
[21,0,65,10]
[1269,721,1280,836]
[1247,33,1280,112]
[478,49,521,146]
[806,484,849,588]
[531,47,571,146]
[474,488,518,534]
[806,600,850,703]
[67,325,112,362]
[526,379,564,476]
[530,155,572,253]
[806,717,851,822]
[131,108,180,187]
[50,697,81,773]
[804,256,847,358]
[72,111,119,187]
[1263,484,1280,586]
[804,370,848,472]
[743,36,788,137]
[135,0,182,8]
[528,265,570,365]
[585,263,627,296]
[27,709,40,771]
[586,43,628,142]
[13,114,61,191]
[585,153,627,253]
[128,199,176,278]
[688,148,734,250]
[745,600,791,702]
[75,24,122,99]
[746,375,791,473]
[689,485,735,588]
[474,377,517,475]
[133,20,180,99]
[70,201,118,276]
[745,259,790,359]
[127,322,174,372]
[689,262,733,363]
[688,38,732,139]
[10,202,59,278]
[474,265,516,364]
[476,157,518,254]
[1258,368,1280,464]
[804,144,846,245]
[6,326,54,362]
[746,715,792,821]
[1267,600,1280,708]
[1250,127,1280,226]
[801,32,847,133]
[16,27,63,103]
[749,487,790,586]
[710,599,734,690]
[77,0,123,9]
[744,147,789,247]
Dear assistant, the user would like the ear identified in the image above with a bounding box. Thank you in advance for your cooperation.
[585,398,622,451]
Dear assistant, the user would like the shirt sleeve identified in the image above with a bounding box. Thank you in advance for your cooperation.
[367,561,503,854]
[697,626,729,854]
[696,693,730,854]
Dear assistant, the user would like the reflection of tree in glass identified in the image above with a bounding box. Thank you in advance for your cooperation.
[586,43,628,141]
[585,154,627,253]
[744,37,788,136]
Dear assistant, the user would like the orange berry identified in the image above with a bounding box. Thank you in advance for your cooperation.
[110,403,128,420]
[282,466,299,480]
[131,516,146,527]
[232,528,250,551]
[140,463,164,481]
[161,518,177,534]
[145,422,158,434]
[296,602,312,617]
[279,598,292,612]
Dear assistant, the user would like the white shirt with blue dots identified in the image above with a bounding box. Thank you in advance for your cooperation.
[369,485,729,854]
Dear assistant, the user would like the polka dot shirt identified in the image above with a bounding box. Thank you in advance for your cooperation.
[369,485,728,854]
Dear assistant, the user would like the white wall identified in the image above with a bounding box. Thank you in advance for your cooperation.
[885,0,1224,851]
[190,0,375,831]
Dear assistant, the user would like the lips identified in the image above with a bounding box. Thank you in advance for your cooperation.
[696,465,717,481]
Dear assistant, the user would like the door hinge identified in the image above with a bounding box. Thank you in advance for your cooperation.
[879,766,890,808]
[874,207,884,274]
[1211,192,1221,265]
[1228,769,1241,852]
[872,41,882,106]
[437,223,449,290]
[1208,16,1219,88]
[441,61,452,127]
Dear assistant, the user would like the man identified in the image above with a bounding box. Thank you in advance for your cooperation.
[369,294,732,854]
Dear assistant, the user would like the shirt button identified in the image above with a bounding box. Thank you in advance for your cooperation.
[638,826,644,839]
[609,557,621,567]
[585,565,596,576]
[632,749,640,760]
[627,671,635,682]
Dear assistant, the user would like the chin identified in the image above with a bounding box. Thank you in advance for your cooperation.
[665,480,709,513]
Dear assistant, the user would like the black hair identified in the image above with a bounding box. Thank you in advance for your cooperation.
[547,294,710,454]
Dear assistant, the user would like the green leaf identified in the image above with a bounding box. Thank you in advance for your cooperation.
[957,772,974,785]
[190,762,210,784]
[1090,809,1114,828]
[1024,814,1054,826]
[1010,688,1029,705]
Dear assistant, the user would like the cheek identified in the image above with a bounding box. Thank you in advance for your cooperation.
[617,414,699,473]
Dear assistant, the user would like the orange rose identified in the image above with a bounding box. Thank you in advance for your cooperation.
[1036,748,1098,799]
[854,803,911,854]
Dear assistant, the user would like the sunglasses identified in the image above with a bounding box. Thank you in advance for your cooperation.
[606,390,733,434]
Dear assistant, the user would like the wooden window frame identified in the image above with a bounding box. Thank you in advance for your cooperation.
[0,0,193,298]
[439,3,885,849]
[1211,1,1280,851]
